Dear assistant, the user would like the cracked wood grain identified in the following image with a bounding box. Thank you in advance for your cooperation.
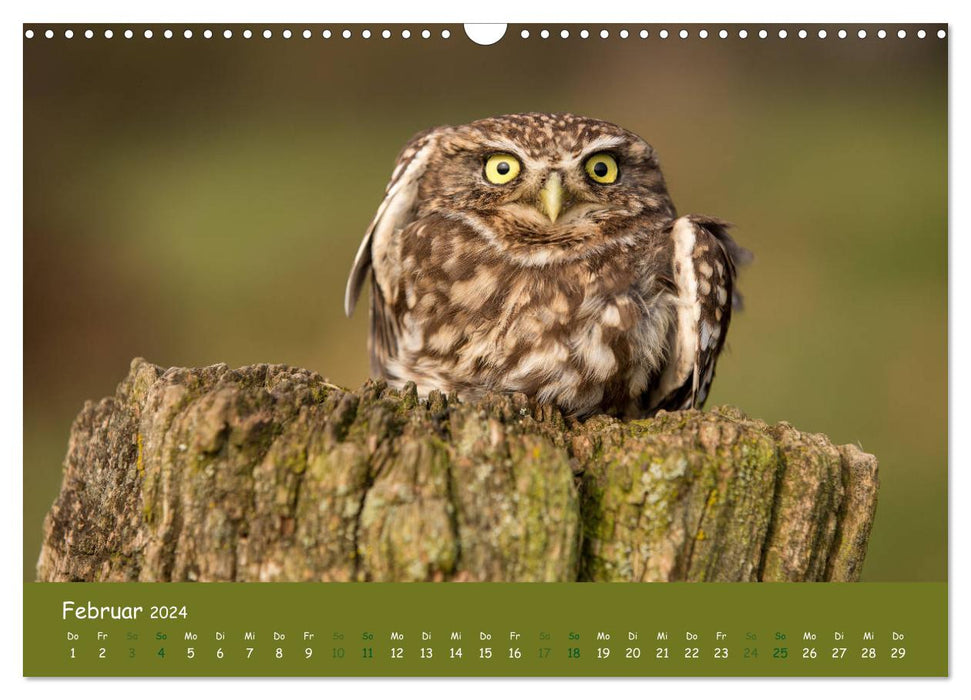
[37,358,879,582]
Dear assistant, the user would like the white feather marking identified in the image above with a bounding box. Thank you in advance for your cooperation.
[445,210,640,267]
[602,304,622,327]
[716,285,728,306]
[537,371,581,405]
[650,217,701,405]
[578,134,627,157]
[427,325,460,354]
[344,137,437,316]
[510,345,570,384]
[450,266,499,310]
[404,282,418,309]
[572,323,617,381]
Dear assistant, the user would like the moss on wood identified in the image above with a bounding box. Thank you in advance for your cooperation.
[38,358,878,582]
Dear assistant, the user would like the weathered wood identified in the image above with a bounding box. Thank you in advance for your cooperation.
[37,358,878,582]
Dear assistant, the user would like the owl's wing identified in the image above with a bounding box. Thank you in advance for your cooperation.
[344,128,442,317]
[650,215,751,411]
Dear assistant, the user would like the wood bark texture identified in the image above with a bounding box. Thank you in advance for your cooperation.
[38,359,878,583]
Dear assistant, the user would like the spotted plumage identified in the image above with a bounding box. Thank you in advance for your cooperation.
[345,113,749,418]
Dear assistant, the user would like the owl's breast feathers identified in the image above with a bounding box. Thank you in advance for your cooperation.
[365,211,745,418]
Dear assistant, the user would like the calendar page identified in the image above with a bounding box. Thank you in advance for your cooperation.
[22,21,948,679]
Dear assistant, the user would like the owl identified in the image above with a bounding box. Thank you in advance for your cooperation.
[344,113,749,418]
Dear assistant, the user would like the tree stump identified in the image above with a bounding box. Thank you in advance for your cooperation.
[37,358,878,583]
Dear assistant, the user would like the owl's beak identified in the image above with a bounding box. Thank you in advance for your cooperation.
[538,172,565,224]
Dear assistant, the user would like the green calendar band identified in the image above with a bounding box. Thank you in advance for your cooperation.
[24,582,947,677]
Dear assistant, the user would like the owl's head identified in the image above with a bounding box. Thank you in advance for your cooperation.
[344,113,682,315]
[416,113,677,256]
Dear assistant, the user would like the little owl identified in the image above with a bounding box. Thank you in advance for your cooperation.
[345,113,749,418]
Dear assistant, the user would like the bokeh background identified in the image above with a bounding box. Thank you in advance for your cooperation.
[24,24,947,581]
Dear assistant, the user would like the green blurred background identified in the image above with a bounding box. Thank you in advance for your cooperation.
[23,25,946,581]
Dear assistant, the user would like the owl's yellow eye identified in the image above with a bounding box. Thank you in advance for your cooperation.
[585,153,619,184]
[484,153,521,185]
